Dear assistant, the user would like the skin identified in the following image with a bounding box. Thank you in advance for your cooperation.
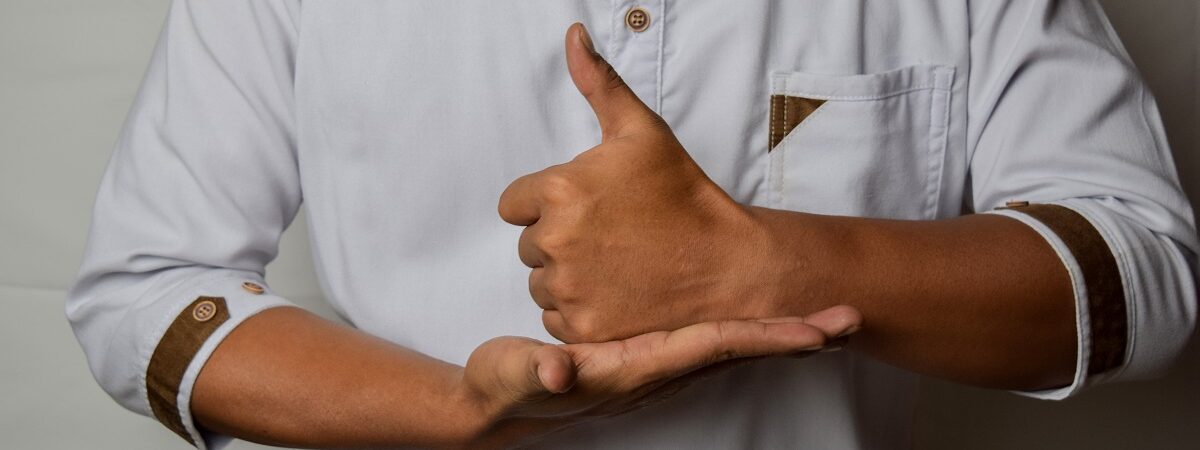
[498,23,1076,391]
[192,292,861,448]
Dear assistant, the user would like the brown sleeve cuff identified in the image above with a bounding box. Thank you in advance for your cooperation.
[1005,203,1128,375]
[146,296,229,445]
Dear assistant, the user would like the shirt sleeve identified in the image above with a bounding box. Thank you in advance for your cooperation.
[65,1,304,448]
[966,0,1198,399]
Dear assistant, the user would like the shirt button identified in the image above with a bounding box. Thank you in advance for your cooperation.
[241,281,265,295]
[625,7,651,32]
[192,300,218,322]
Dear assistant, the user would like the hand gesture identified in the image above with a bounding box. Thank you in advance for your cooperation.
[500,23,781,343]
[461,304,861,447]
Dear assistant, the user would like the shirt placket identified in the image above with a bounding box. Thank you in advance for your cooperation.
[607,0,665,113]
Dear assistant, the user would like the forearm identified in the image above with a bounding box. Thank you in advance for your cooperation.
[192,297,830,450]
[192,307,514,449]
[749,208,1076,391]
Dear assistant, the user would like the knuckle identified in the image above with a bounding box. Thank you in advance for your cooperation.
[518,230,542,263]
[539,173,579,205]
[542,271,577,302]
[529,271,552,305]
[497,199,516,222]
[528,271,540,295]
[705,322,738,363]
[568,312,603,343]
[541,311,569,340]
[536,232,572,257]
[600,62,626,92]
[498,177,530,213]
[555,327,583,345]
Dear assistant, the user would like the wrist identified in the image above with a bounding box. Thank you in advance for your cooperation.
[706,202,789,319]
[445,368,505,447]
[741,206,842,317]
[447,368,570,449]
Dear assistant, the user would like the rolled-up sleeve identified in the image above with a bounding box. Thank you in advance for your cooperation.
[967,0,1198,398]
[66,0,303,447]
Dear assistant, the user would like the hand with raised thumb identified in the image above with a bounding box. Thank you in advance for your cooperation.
[499,23,814,344]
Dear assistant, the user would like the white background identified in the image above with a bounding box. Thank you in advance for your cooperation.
[1,1,1196,449]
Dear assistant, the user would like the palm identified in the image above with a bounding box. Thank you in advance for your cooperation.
[464,306,860,421]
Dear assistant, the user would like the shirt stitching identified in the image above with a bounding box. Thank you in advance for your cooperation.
[778,84,943,101]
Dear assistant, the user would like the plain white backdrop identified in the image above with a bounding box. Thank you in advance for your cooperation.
[1,1,1195,449]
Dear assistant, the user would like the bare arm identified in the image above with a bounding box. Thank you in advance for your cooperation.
[192,307,485,448]
[748,209,1075,390]
[192,304,861,449]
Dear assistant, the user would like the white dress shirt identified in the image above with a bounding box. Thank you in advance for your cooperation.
[68,0,1197,449]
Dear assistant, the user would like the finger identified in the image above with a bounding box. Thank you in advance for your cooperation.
[684,319,828,362]
[498,172,543,226]
[494,338,576,399]
[541,309,574,343]
[518,223,546,268]
[528,344,576,394]
[789,305,863,338]
[528,267,556,310]
[466,336,577,409]
[632,319,829,382]
[565,22,660,141]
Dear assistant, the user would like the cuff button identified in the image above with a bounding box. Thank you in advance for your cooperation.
[241,281,265,295]
[192,300,218,322]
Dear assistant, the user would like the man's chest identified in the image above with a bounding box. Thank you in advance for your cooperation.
[292,0,972,220]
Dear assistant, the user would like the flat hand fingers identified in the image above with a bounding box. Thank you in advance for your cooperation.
[778,305,863,339]
[638,319,830,382]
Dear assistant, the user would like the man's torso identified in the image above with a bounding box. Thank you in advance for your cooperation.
[291,2,973,447]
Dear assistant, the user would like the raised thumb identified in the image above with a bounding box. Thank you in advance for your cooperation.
[565,22,660,141]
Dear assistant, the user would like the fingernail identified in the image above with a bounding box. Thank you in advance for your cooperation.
[787,349,820,359]
[577,23,597,56]
[537,363,561,393]
[835,324,861,339]
[820,336,849,353]
[798,344,823,352]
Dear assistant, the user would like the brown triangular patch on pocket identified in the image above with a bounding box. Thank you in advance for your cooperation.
[769,95,826,151]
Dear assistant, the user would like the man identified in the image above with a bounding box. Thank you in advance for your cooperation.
[68,1,1196,449]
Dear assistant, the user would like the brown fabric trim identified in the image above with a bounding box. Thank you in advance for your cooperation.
[1008,204,1128,375]
[147,296,229,445]
[768,95,826,151]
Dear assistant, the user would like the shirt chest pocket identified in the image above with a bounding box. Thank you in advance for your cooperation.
[766,64,955,220]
